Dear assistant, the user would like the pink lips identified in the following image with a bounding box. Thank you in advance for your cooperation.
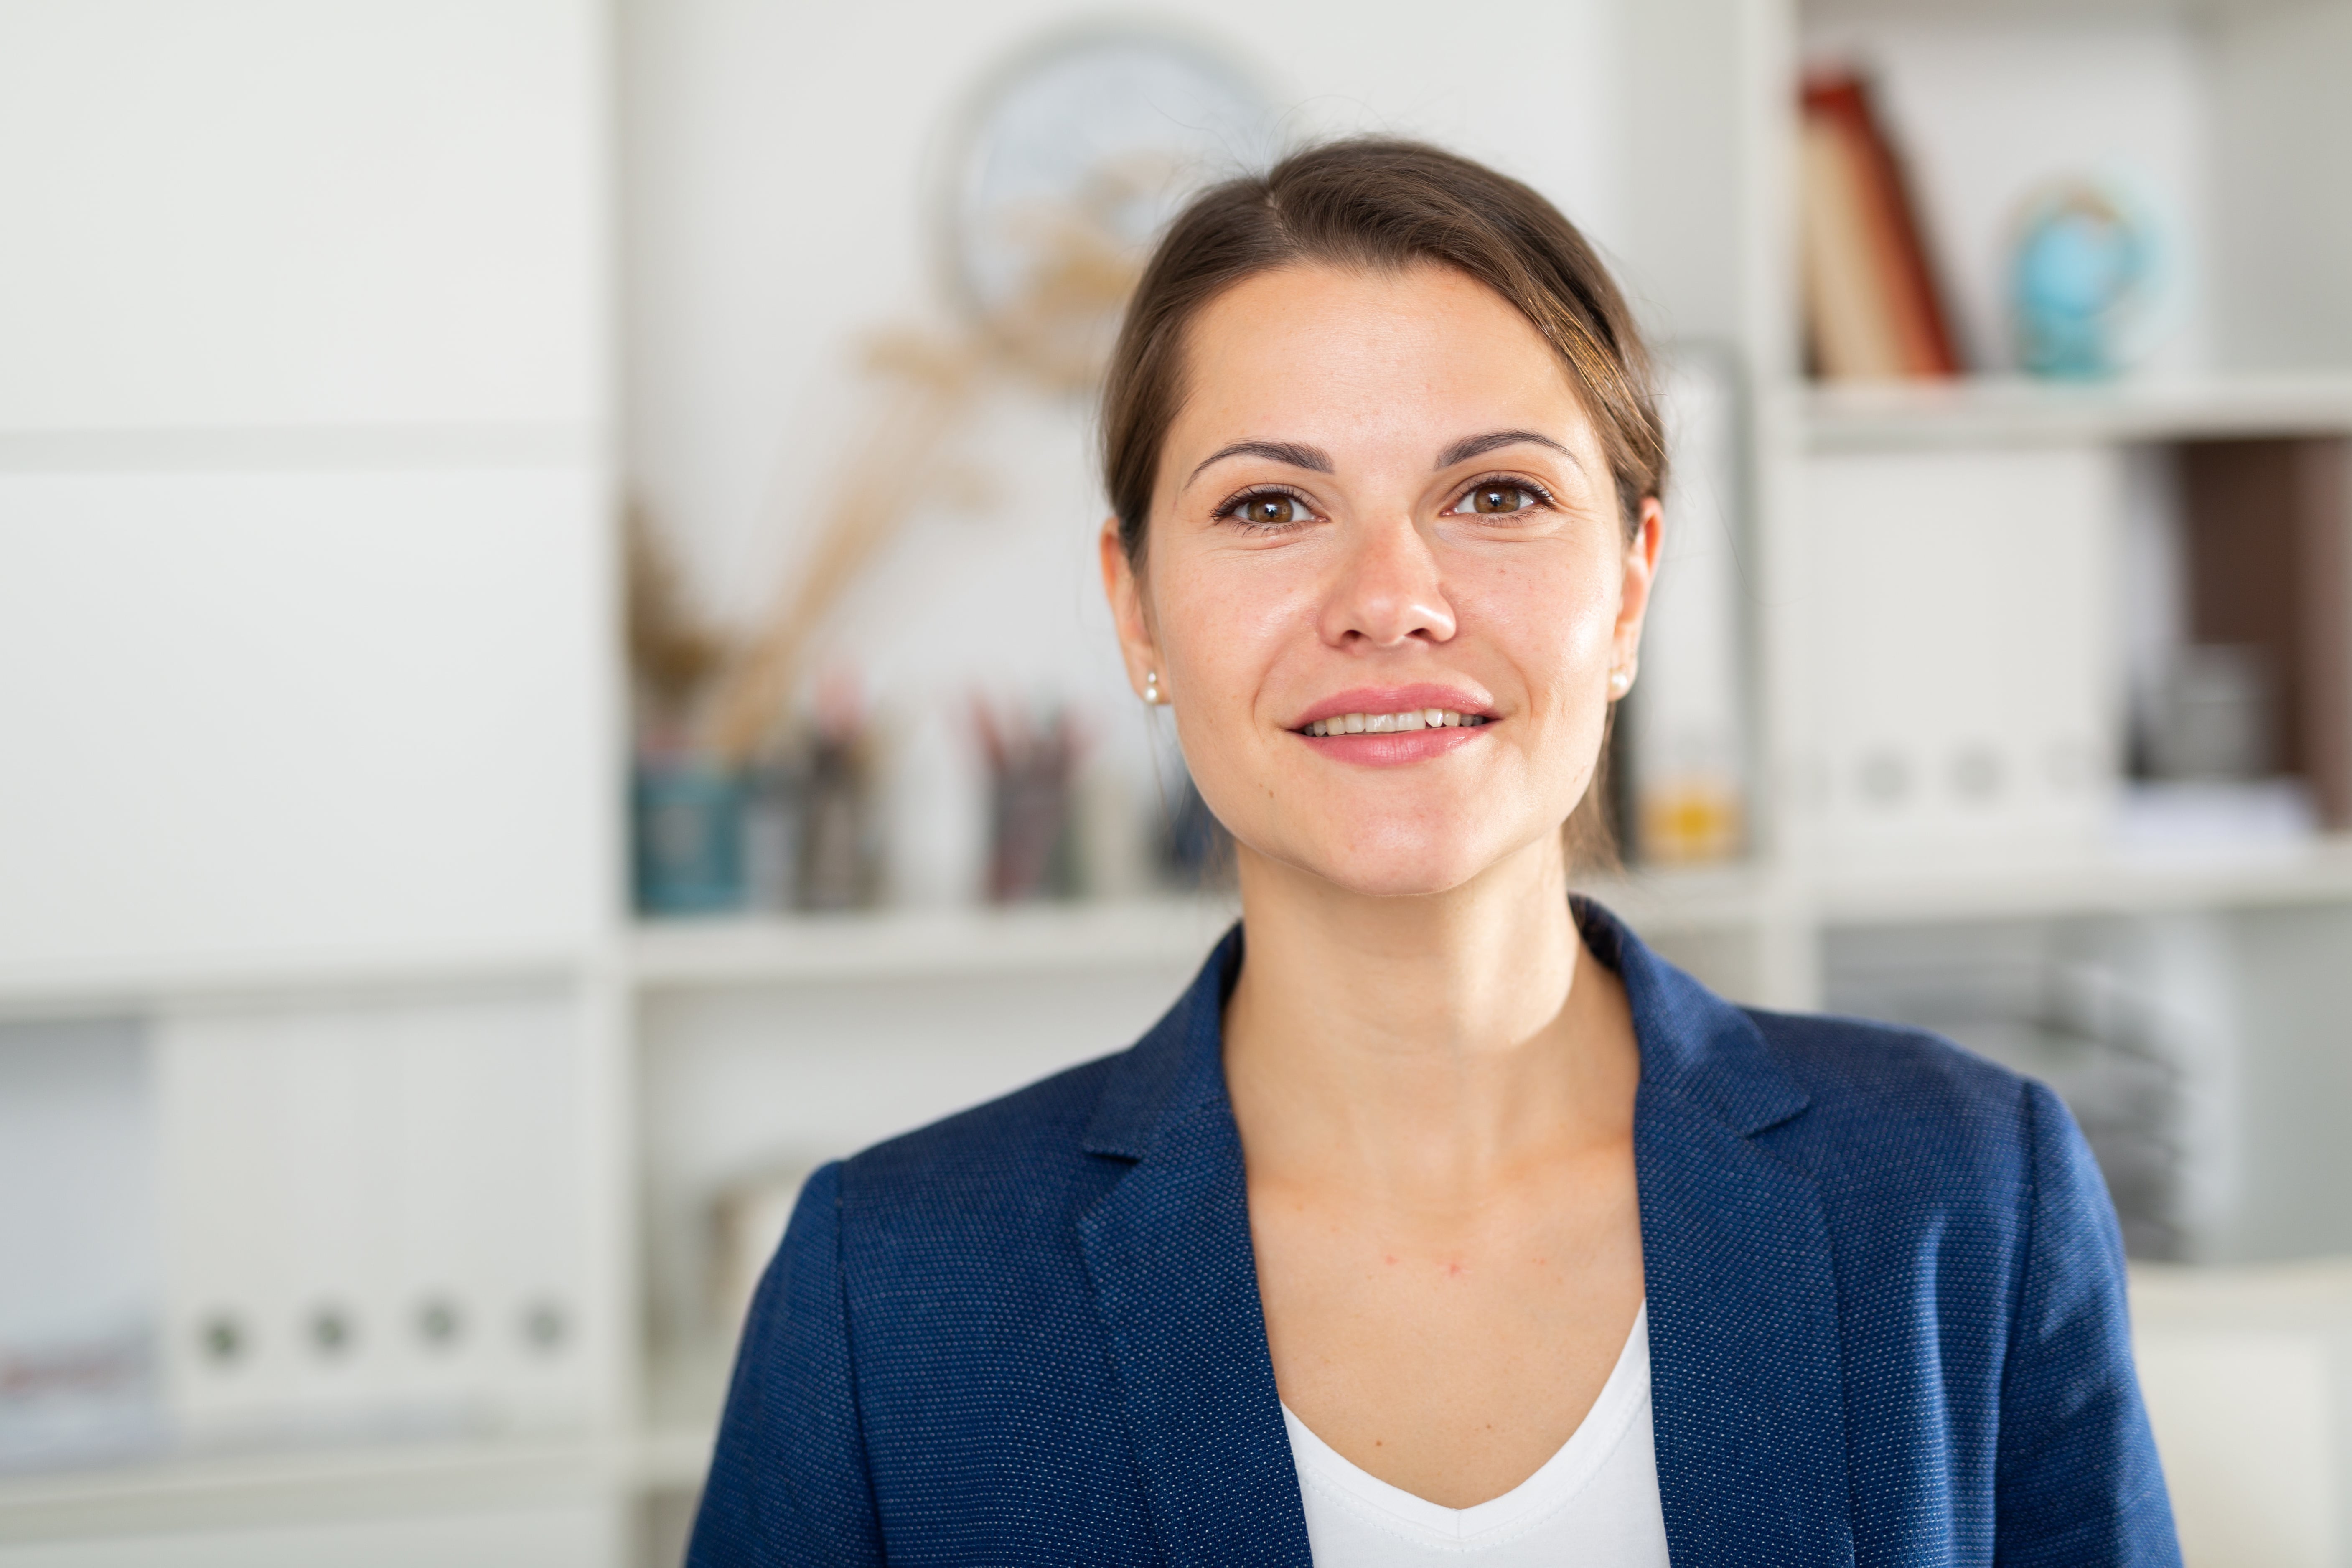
[1291,684,1497,768]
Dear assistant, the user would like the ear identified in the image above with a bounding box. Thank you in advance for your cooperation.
[1609,496,1665,695]
[1099,517,1159,700]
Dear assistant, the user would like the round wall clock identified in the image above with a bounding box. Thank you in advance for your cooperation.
[941,26,1276,389]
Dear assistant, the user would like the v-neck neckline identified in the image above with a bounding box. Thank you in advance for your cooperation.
[1278,1301,1652,1545]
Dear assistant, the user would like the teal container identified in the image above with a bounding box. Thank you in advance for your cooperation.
[632,759,747,915]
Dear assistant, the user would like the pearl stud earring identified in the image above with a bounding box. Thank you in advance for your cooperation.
[1144,671,1162,705]
[1609,668,1633,697]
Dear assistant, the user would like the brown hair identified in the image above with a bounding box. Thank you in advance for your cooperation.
[1100,137,1666,564]
[1098,137,1663,869]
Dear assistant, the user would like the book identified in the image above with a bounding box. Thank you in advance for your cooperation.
[1800,71,1962,381]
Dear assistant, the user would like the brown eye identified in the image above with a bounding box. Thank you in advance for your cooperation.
[1230,493,1309,527]
[1466,484,1533,515]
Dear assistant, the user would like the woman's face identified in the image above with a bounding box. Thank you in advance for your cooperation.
[1103,261,1660,899]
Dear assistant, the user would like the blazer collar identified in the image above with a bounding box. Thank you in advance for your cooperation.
[1575,896,1811,1136]
[1079,923,1242,1161]
[1076,924,1313,1567]
[1077,906,1854,1568]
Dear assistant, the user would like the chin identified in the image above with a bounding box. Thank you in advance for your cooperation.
[1265,821,1515,901]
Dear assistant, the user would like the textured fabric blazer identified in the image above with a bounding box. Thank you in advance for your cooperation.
[689,902,2179,1566]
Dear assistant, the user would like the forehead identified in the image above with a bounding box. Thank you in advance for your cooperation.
[1168,261,1598,466]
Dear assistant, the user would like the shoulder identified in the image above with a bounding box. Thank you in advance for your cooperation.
[1745,1005,2032,1125]
[1738,1006,2044,1202]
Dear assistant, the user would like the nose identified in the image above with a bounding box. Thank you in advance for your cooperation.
[1318,513,1458,650]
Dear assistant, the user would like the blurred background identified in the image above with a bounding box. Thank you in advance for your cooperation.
[3,0,2351,1563]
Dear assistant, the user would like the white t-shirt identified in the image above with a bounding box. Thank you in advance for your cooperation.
[1280,1302,1670,1566]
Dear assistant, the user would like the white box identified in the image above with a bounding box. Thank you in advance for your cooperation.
[1800,445,2123,874]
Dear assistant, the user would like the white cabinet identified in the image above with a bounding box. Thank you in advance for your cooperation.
[0,469,608,985]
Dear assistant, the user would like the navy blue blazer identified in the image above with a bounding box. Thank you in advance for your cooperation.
[689,902,2179,1566]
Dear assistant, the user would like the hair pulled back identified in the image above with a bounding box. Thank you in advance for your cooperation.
[1099,137,1666,564]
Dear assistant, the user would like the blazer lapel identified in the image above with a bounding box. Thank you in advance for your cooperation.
[1587,903,1857,1567]
[1078,929,1313,1568]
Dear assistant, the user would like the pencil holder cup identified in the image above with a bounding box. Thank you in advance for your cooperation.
[633,757,748,915]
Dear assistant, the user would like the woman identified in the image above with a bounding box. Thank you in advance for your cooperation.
[689,140,2178,1566]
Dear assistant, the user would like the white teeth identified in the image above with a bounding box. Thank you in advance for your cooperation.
[1306,708,1487,735]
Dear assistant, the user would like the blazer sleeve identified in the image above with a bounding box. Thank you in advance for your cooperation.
[1993,1083,2182,1567]
[687,1161,886,1568]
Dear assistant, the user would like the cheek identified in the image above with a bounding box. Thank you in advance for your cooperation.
[1151,549,1313,709]
[1453,542,1622,700]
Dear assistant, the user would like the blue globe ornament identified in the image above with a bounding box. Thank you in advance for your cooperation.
[2009,181,2156,379]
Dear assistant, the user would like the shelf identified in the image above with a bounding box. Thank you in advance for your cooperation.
[1803,0,2319,20]
[0,1429,631,1544]
[630,870,1784,993]
[1813,834,2352,925]
[629,897,1242,991]
[1801,371,2352,453]
[0,943,592,1022]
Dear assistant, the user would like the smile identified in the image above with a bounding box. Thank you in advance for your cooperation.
[1302,709,1488,737]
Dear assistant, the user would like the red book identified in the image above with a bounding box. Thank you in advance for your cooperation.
[1800,71,1961,379]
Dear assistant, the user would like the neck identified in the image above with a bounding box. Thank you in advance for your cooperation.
[1223,834,1634,1197]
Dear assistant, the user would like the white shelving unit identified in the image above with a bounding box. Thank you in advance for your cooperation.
[1803,371,2352,452]
[1812,834,2352,924]
[6,0,2352,1564]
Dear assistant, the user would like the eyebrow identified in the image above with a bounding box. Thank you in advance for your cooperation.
[1186,440,1334,487]
[1187,429,1579,490]
[1436,429,1579,470]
